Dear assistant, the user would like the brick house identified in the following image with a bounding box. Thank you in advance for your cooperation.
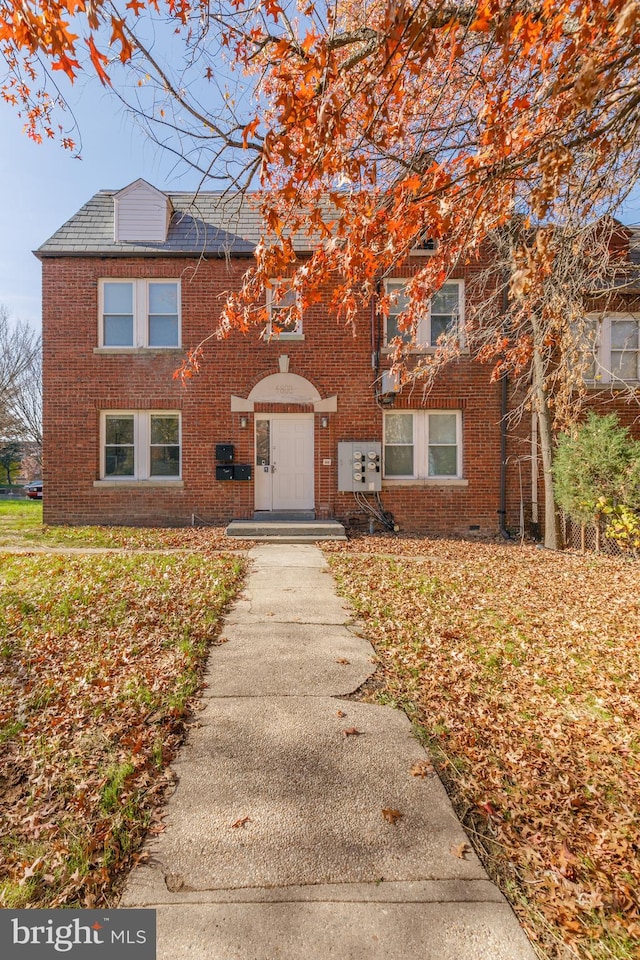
[36,179,639,535]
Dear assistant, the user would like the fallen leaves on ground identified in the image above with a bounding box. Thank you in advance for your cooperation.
[382,808,403,824]
[451,842,471,860]
[410,760,434,778]
[328,538,640,959]
[0,503,253,551]
[0,550,245,908]
[231,816,252,829]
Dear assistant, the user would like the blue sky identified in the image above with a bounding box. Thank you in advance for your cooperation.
[0,84,202,330]
[3,81,640,333]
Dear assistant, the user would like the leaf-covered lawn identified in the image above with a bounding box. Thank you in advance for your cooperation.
[326,538,640,960]
[0,551,245,908]
[0,501,251,550]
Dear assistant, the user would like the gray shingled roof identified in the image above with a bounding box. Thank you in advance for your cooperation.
[629,227,640,266]
[35,189,313,258]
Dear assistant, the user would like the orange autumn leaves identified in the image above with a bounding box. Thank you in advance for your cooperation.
[3,0,640,348]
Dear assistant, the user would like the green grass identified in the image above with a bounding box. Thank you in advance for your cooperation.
[0,499,42,539]
[0,499,249,550]
[100,762,136,814]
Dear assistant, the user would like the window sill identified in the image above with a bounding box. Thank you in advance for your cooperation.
[94,479,184,488]
[584,379,640,388]
[381,346,468,355]
[382,478,468,487]
[266,333,305,342]
[93,347,183,355]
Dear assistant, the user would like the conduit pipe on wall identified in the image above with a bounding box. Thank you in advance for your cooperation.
[371,281,380,375]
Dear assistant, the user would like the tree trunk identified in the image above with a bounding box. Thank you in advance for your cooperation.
[531,314,560,549]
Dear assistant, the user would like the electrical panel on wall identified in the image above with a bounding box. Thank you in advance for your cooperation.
[337,442,382,492]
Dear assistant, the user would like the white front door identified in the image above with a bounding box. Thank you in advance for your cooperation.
[254,415,314,511]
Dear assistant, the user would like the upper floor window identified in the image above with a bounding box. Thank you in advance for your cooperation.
[582,314,640,384]
[383,410,462,479]
[99,280,180,348]
[267,281,303,339]
[384,279,463,349]
[101,411,181,480]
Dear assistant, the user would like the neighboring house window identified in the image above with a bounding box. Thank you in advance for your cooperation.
[578,318,599,381]
[610,316,640,381]
[99,280,180,348]
[583,314,640,383]
[383,411,462,479]
[384,279,463,348]
[267,281,303,338]
[101,412,181,479]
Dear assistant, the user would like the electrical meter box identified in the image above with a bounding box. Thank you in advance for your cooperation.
[337,442,382,492]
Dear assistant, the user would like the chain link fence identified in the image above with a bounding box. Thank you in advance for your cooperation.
[559,512,632,557]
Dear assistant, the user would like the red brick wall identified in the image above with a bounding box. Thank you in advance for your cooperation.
[45,251,635,535]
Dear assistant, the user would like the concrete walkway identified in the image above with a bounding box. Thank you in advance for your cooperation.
[122,544,536,960]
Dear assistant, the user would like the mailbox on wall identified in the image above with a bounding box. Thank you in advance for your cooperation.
[215,444,234,464]
[233,465,252,481]
[216,465,234,481]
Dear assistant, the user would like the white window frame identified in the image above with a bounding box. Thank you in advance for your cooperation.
[99,411,182,481]
[383,279,464,350]
[266,280,304,340]
[383,410,463,480]
[98,279,181,349]
[584,313,640,384]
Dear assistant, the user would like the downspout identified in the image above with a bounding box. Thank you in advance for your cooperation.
[371,280,381,381]
[498,282,509,538]
[499,368,508,537]
[530,410,539,540]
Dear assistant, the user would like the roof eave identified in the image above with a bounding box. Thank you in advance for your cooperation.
[34,249,259,260]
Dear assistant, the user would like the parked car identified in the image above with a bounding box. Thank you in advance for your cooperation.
[25,481,43,499]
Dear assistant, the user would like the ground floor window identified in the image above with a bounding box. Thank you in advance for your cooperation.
[101,411,181,480]
[383,410,462,479]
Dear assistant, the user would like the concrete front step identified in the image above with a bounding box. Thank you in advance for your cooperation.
[226,519,347,541]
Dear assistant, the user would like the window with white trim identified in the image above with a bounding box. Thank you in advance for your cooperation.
[384,279,463,348]
[383,410,462,479]
[267,281,303,338]
[583,314,640,383]
[99,280,180,348]
[101,412,181,480]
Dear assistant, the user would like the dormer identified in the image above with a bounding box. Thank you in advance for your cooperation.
[114,179,172,243]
